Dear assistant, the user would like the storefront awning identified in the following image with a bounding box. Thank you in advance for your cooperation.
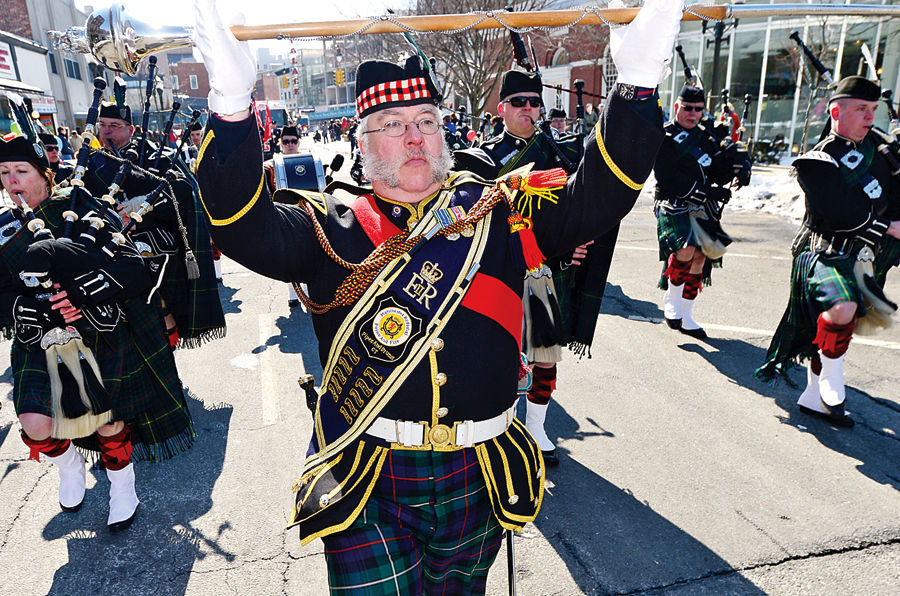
[0,78,45,95]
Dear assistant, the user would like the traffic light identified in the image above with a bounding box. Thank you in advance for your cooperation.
[335,69,345,86]
[332,70,338,85]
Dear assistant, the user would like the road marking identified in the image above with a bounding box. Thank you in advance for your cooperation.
[626,315,900,350]
[615,245,791,261]
[259,314,280,425]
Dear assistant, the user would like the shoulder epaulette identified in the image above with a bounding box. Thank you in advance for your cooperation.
[444,170,496,188]
[273,188,328,215]
[795,150,838,167]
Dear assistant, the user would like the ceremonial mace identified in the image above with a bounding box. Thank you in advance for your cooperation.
[49,4,900,78]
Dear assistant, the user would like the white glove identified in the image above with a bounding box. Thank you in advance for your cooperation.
[117,195,146,218]
[610,0,684,88]
[193,0,256,115]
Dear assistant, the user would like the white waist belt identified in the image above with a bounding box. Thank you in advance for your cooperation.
[365,402,517,449]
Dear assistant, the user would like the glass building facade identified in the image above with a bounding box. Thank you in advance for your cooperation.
[659,0,900,155]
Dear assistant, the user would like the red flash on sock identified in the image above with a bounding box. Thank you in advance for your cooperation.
[814,314,855,359]
[21,434,70,461]
[665,254,693,286]
[683,273,702,300]
[527,364,557,405]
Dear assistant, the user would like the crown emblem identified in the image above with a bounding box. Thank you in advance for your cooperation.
[420,261,443,284]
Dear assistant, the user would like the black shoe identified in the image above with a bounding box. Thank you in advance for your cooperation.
[664,317,682,330]
[541,449,559,467]
[288,299,300,308]
[60,501,83,514]
[680,326,708,339]
[798,405,854,428]
[215,277,223,283]
[108,505,139,534]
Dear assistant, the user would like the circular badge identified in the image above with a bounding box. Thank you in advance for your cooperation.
[294,164,306,176]
[373,307,412,347]
[33,143,44,158]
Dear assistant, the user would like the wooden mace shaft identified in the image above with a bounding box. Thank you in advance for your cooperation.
[229,7,725,40]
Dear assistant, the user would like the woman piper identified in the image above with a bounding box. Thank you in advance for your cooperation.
[0,133,194,532]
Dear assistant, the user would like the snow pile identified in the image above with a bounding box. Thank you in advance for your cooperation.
[730,166,805,221]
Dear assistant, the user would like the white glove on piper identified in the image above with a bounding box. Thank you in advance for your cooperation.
[193,0,256,115]
[610,0,684,88]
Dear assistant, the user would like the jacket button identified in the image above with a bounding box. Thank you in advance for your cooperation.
[319,494,330,507]
[430,338,444,351]
[508,494,519,505]
[434,373,447,386]
[436,407,448,418]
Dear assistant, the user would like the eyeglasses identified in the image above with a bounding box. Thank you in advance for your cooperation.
[504,96,542,108]
[362,118,441,137]
[679,105,705,113]
[281,138,299,144]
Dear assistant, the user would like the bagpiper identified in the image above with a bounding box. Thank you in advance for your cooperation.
[756,76,900,426]
[653,84,751,338]
[0,124,193,532]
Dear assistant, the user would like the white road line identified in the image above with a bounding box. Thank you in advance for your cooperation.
[259,314,280,425]
[626,315,900,351]
[616,245,791,261]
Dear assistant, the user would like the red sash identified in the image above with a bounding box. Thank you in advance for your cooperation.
[348,195,403,247]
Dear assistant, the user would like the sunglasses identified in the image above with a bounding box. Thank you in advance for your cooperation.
[45,146,59,151]
[505,96,542,108]
[679,105,705,113]
[281,138,299,144]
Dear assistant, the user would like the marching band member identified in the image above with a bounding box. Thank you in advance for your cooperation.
[0,133,194,532]
[192,0,681,592]
[757,76,900,426]
[653,84,751,338]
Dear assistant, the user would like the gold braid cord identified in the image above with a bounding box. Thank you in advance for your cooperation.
[295,186,508,314]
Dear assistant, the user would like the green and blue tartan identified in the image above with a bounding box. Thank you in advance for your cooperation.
[756,250,862,383]
[1,196,194,462]
[655,206,721,289]
[161,174,226,349]
[322,448,503,596]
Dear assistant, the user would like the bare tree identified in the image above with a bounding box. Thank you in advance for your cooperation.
[387,0,551,115]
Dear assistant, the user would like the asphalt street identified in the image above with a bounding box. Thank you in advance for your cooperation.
[0,144,897,595]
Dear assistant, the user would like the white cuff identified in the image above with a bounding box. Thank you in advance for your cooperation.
[208,90,252,117]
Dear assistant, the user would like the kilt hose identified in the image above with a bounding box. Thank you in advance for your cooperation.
[322,448,503,595]
[655,205,721,289]
[756,251,863,383]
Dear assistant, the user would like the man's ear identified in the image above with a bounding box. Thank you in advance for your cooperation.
[497,102,505,117]
[829,104,840,120]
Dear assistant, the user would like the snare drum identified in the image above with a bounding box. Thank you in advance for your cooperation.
[272,152,326,192]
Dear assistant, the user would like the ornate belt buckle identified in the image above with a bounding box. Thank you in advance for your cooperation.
[428,423,453,447]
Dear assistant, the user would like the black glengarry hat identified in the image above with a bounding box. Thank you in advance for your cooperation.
[499,70,542,100]
[829,76,881,103]
[281,125,300,138]
[678,85,705,103]
[0,134,51,169]
[38,132,59,147]
[355,55,441,119]
[189,121,203,132]
[548,107,566,119]
[99,100,132,124]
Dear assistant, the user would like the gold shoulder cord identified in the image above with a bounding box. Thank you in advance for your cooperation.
[594,122,644,191]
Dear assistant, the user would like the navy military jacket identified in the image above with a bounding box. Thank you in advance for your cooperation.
[794,131,898,245]
[196,90,661,426]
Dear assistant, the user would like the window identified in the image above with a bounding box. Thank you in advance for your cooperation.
[602,45,617,95]
[189,74,198,90]
[63,56,81,80]
[172,74,179,90]
[48,52,57,74]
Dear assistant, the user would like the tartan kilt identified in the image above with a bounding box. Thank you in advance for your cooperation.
[655,205,722,289]
[322,448,503,595]
[11,297,194,462]
[756,251,862,382]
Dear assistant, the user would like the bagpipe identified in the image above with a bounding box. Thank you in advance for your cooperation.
[5,84,157,439]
